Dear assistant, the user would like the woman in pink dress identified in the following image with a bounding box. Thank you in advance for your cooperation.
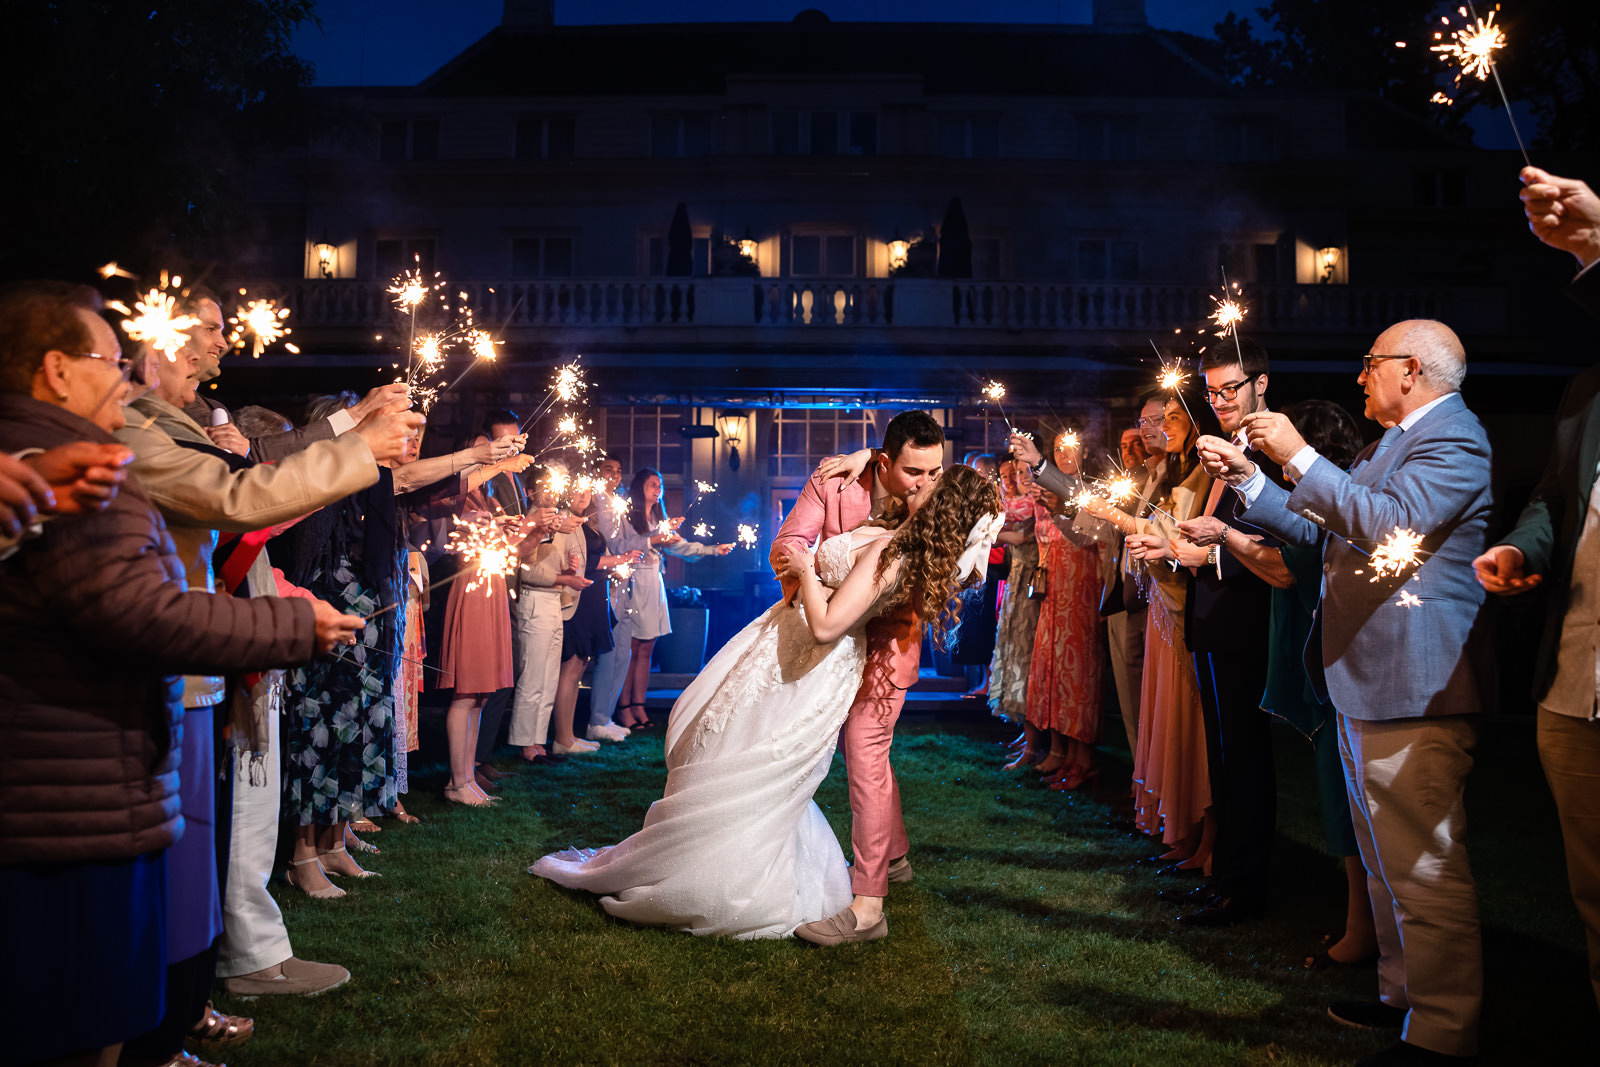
[1023,437,1106,790]
[1082,399,1214,871]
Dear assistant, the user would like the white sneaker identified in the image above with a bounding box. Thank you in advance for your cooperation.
[552,739,600,755]
[587,723,629,742]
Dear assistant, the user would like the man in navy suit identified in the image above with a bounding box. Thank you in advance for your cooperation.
[1474,167,1600,1014]
[1198,319,1492,1066]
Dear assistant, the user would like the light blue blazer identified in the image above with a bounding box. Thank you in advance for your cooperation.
[1239,393,1493,721]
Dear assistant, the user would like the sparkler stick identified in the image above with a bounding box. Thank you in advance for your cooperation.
[1212,268,1246,367]
[1151,340,1199,429]
[982,379,1013,435]
[1431,4,1530,167]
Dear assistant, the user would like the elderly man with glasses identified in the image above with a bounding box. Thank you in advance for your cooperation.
[1198,320,1491,1067]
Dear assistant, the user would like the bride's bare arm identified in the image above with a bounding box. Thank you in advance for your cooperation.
[789,538,899,644]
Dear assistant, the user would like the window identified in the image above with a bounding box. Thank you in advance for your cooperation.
[1416,169,1466,209]
[1077,239,1139,282]
[652,113,711,158]
[1217,116,1278,162]
[515,116,575,160]
[790,235,855,277]
[647,236,711,276]
[768,410,878,479]
[937,115,1000,159]
[510,236,575,278]
[603,406,686,482]
[771,110,877,155]
[379,119,438,161]
[1076,116,1138,161]
[375,238,436,279]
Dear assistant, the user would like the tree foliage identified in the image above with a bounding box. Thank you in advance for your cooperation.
[1211,0,1598,150]
[0,0,318,280]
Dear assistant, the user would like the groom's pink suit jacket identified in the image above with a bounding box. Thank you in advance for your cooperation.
[771,466,916,896]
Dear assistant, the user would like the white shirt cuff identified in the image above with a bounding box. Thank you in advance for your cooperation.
[328,409,357,436]
[1284,445,1320,483]
[1235,466,1267,507]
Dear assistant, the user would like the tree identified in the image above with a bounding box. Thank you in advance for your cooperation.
[0,0,317,281]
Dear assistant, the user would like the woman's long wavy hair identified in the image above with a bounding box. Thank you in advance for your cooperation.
[864,465,1003,647]
[627,467,665,534]
[1156,399,1200,500]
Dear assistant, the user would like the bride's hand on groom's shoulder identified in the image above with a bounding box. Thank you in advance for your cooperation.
[815,448,874,487]
[774,549,815,584]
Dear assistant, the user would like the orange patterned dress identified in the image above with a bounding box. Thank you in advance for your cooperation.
[1024,503,1104,743]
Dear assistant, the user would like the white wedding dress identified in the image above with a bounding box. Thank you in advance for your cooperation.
[529,531,882,939]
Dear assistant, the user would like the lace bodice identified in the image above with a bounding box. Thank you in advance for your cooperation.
[814,533,855,588]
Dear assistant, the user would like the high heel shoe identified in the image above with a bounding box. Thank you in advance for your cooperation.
[319,844,380,879]
[286,857,346,899]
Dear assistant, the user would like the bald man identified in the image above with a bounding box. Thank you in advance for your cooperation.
[1197,319,1492,1066]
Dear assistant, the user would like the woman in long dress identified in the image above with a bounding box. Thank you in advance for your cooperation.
[530,466,1003,939]
[991,457,1041,728]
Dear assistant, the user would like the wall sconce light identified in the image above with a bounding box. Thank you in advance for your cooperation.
[738,237,758,261]
[718,413,746,472]
[887,230,910,272]
[315,237,337,279]
[1318,245,1342,284]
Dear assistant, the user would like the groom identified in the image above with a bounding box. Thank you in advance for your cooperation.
[770,410,945,944]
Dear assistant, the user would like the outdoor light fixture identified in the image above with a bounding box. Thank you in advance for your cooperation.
[1318,245,1342,283]
[315,237,337,278]
[887,233,910,272]
[738,235,759,261]
[718,413,746,472]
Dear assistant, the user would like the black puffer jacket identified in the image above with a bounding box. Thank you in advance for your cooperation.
[0,394,317,865]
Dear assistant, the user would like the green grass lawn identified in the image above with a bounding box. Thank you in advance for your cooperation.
[219,710,1596,1066]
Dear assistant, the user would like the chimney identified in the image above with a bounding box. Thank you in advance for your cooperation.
[1092,0,1148,29]
[503,0,553,29]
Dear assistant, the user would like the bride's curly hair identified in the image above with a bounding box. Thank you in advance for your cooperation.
[866,465,1002,647]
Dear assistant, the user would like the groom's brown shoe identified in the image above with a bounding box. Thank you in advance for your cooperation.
[887,856,914,884]
[795,907,888,946]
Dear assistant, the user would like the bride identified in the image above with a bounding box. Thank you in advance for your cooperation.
[529,465,1002,939]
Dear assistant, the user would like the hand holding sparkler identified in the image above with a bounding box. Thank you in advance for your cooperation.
[1194,434,1257,485]
[311,598,365,653]
[1520,167,1600,270]
[1125,531,1175,564]
[1239,411,1307,467]
[351,384,413,421]
[1007,431,1042,468]
[1176,515,1230,548]
[354,409,427,464]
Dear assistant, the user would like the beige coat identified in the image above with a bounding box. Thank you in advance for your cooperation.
[115,395,381,708]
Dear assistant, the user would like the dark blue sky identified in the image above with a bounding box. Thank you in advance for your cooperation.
[293,0,1245,86]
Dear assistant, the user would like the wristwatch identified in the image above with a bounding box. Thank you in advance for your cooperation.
[1205,544,1220,567]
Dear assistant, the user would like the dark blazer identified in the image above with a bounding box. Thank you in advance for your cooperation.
[0,395,317,865]
[1498,266,1600,700]
[186,395,337,463]
[1240,392,1493,721]
[1186,452,1284,654]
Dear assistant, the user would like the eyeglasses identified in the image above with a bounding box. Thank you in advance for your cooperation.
[1361,353,1414,374]
[1136,415,1164,428]
[69,351,133,376]
[1204,377,1258,403]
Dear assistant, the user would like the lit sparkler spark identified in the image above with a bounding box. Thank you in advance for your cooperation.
[612,560,635,581]
[1158,364,1186,392]
[656,519,675,538]
[736,523,759,550]
[468,329,499,362]
[545,468,570,498]
[1431,91,1455,106]
[694,480,718,495]
[611,495,631,518]
[572,434,595,454]
[227,298,294,359]
[1061,431,1080,451]
[389,269,429,311]
[554,364,584,402]
[1209,296,1246,337]
[445,515,525,597]
[692,521,714,538]
[98,261,136,280]
[121,288,200,360]
[982,380,1006,402]
[413,333,445,374]
[1367,527,1425,582]
[1103,475,1138,503]
[557,414,578,435]
[573,474,606,497]
[1432,8,1505,84]
[1396,589,1423,609]
[1072,489,1099,511]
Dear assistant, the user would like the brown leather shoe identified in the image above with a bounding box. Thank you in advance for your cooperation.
[794,907,888,946]
[887,856,914,884]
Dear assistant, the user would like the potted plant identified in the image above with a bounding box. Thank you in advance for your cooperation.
[656,585,710,673]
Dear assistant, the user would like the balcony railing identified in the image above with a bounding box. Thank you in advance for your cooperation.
[253,278,1503,336]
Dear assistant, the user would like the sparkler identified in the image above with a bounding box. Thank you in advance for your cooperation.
[1425,4,1529,166]
[736,523,760,550]
[120,288,200,361]
[1151,340,1199,430]
[519,360,590,433]
[1396,589,1423,609]
[655,519,676,538]
[446,514,526,598]
[611,560,635,581]
[981,379,1013,435]
[1211,269,1247,367]
[98,262,136,280]
[692,521,714,538]
[227,295,298,359]
[557,414,578,436]
[1366,527,1426,582]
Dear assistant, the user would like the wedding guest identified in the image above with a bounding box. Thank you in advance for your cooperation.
[593,468,730,731]
[951,452,1000,698]
[475,410,529,784]
[1082,397,1214,874]
[990,453,1042,729]
[1473,165,1600,1012]
[0,280,359,1067]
